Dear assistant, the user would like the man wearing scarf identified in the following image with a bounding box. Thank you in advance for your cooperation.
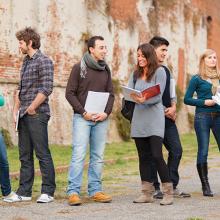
[66,36,114,206]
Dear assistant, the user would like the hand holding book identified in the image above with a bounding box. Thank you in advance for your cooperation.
[130,93,145,104]
[121,84,161,103]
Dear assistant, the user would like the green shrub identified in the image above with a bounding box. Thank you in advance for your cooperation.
[112,78,122,95]
[176,85,183,113]
[186,218,203,220]
[115,110,131,141]
[187,112,194,130]
[1,128,14,148]
[112,78,131,141]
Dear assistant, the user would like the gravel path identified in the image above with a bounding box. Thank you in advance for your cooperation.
[1,157,220,220]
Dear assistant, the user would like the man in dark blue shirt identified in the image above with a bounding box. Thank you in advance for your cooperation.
[149,36,190,199]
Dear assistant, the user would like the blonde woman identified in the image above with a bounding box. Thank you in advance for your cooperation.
[184,49,220,197]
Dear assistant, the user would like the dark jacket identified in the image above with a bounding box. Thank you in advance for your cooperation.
[65,62,115,115]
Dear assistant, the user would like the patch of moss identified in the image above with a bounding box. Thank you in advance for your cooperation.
[85,0,99,11]
[184,3,193,23]
[112,78,131,141]
[147,0,159,36]
[157,0,177,8]
[186,218,203,220]
[115,111,131,141]
[112,78,121,96]
[128,49,135,66]
[127,49,135,75]
[192,13,201,35]
[86,0,111,17]
[79,31,92,53]
[185,73,192,87]
[176,85,183,113]
[187,112,194,130]
[127,17,135,34]
[1,128,14,149]
[108,21,112,33]
[105,0,111,16]
[170,16,178,33]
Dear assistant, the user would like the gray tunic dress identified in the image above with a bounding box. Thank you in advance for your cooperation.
[128,67,166,138]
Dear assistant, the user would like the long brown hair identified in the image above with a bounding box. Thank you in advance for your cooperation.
[199,49,219,79]
[136,43,159,81]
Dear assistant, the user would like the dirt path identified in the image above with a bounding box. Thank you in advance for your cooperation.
[1,157,220,220]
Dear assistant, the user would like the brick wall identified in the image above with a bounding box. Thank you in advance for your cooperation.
[192,0,220,59]
[1,0,220,144]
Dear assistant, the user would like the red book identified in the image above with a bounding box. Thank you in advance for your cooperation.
[141,84,161,100]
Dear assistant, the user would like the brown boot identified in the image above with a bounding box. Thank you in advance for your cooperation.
[90,192,112,203]
[160,182,173,205]
[68,194,82,206]
[133,181,154,203]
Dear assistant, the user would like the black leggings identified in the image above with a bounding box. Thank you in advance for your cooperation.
[134,136,170,183]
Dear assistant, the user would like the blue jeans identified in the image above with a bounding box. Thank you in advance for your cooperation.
[17,113,56,197]
[0,131,11,196]
[152,119,182,189]
[194,112,220,164]
[67,114,109,196]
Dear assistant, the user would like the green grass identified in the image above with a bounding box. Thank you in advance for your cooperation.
[186,218,204,220]
[180,132,219,163]
[8,141,137,172]
[7,133,220,198]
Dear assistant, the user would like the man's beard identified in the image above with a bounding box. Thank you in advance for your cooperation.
[20,49,28,54]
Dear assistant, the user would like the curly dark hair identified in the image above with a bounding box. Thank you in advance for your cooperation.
[16,27,41,49]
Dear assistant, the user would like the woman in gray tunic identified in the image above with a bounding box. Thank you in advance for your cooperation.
[128,43,173,205]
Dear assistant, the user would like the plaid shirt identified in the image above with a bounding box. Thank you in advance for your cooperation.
[18,50,53,117]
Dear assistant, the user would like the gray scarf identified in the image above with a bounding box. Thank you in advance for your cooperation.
[80,52,110,78]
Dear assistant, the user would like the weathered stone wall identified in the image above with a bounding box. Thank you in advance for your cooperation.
[0,0,219,144]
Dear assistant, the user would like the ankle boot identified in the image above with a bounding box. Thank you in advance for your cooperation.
[160,182,173,205]
[133,181,154,203]
[197,163,213,197]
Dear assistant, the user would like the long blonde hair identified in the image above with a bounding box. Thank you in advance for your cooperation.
[199,49,219,79]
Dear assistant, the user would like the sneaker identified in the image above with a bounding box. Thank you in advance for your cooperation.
[3,192,31,203]
[90,192,112,203]
[173,188,191,198]
[68,194,82,206]
[153,189,163,199]
[37,194,54,203]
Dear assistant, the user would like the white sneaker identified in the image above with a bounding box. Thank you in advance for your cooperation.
[3,192,32,203]
[37,194,54,203]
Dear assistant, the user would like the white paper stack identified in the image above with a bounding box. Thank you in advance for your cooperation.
[15,110,20,132]
[212,94,220,105]
[170,78,176,99]
[84,91,109,113]
[212,86,220,105]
